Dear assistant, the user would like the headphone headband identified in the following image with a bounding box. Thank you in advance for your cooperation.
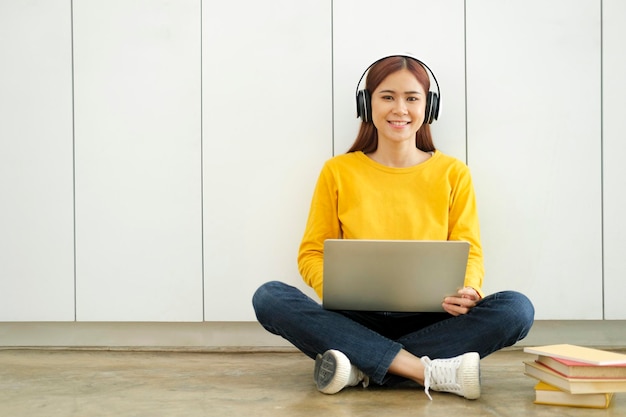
[355,54,441,124]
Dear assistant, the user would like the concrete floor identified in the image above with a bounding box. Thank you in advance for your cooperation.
[0,348,624,417]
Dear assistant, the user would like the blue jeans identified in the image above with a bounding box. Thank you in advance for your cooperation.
[252,281,534,385]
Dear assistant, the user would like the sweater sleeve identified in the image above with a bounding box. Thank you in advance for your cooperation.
[297,163,341,299]
[447,164,485,297]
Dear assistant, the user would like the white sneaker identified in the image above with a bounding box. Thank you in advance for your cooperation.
[314,349,369,394]
[421,352,480,400]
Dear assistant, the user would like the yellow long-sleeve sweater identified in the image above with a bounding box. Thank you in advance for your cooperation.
[298,150,484,300]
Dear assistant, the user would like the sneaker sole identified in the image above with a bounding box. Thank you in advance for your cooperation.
[314,350,352,394]
[458,352,481,400]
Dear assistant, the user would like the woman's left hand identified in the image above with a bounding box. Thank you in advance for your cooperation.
[442,287,480,316]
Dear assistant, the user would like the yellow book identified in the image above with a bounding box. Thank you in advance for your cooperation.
[534,381,613,409]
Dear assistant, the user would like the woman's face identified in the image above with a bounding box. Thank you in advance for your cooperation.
[370,69,427,146]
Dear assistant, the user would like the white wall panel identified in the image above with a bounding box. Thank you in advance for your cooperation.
[603,0,626,319]
[333,0,466,160]
[0,0,74,321]
[0,0,619,325]
[74,0,203,321]
[467,0,602,319]
[202,0,331,320]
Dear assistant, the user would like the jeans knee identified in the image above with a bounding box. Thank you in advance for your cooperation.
[252,281,282,321]
[515,291,535,324]
[503,290,535,339]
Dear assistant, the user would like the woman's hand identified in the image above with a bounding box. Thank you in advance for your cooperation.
[442,287,480,316]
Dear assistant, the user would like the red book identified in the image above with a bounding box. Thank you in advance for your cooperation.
[537,355,626,379]
[524,360,626,394]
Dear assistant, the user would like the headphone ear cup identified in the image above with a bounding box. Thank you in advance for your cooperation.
[356,89,371,122]
[356,90,365,120]
[431,93,440,122]
[425,92,440,124]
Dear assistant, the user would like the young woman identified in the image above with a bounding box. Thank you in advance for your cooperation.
[252,55,534,400]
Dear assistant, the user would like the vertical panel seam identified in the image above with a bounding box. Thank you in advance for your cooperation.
[600,0,605,320]
[71,0,77,322]
[331,0,335,157]
[464,0,469,166]
[200,0,206,322]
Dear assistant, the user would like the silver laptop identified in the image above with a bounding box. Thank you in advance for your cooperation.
[322,239,470,312]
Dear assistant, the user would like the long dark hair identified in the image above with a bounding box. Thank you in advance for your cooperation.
[347,56,436,154]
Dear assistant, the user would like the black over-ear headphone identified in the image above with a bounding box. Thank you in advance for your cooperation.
[355,55,440,124]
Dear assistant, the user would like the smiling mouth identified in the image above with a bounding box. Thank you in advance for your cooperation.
[388,121,410,126]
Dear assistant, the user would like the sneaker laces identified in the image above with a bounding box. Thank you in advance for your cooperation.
[421,355,463,400]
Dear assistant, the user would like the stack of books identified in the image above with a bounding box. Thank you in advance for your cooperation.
[523,344,626,409]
